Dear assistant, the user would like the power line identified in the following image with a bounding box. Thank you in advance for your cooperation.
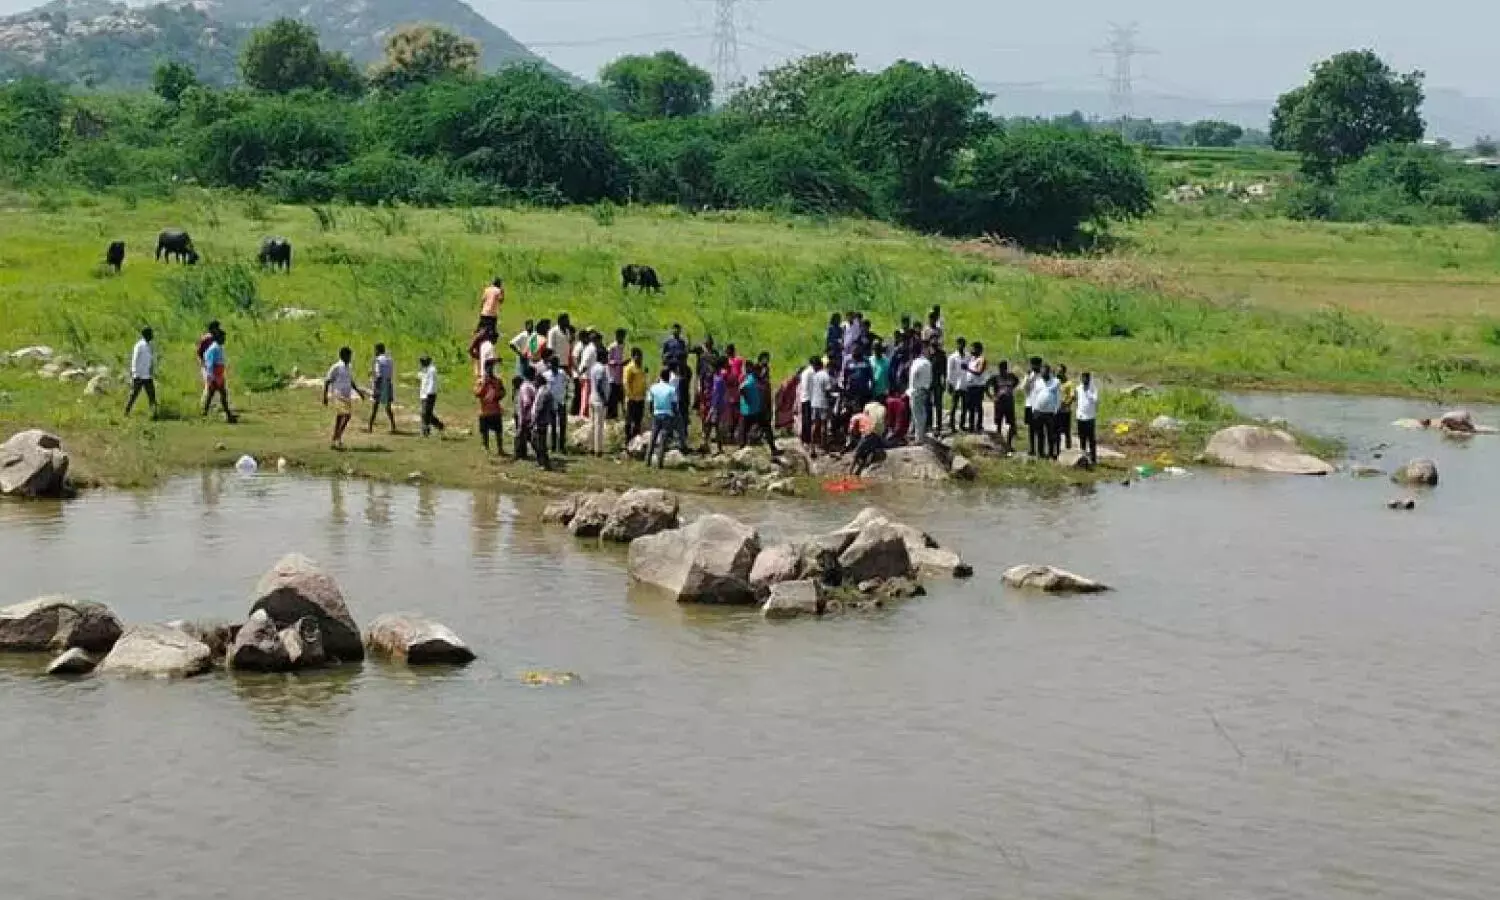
[709,0,744,97]
[525,30,706,49]
[1093,22,1156,123]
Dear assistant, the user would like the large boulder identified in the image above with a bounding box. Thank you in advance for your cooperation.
[837,521,913,584]
[861,445,950,482]
[761,580,826,619]
[249,554,363,662]
[567,490,619,538]
[749,543,802,590]
[601,488,680,542]
[1438,410,1475,434]
[0,596,122,653]
[0,430,70,498]
[45,647,98,676]
[911,546,974,579]
[1002,565,1110,594]
[541,494,582,526]
[227,609,292,671]
[97,625,212,678]
[627,514,762,604]
[364,614,475,665]
[1392,458,1439,486]
[1204,426,1332,476]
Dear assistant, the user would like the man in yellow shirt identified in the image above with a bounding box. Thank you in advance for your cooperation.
[623,347,648,442]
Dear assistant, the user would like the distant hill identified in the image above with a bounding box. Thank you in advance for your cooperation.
[0,0,550,88]
[984,85,1500,145]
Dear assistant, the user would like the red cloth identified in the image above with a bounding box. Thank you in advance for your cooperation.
[885,394,910,441]
[775,375,799,431]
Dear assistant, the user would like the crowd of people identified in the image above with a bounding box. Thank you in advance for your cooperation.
[120,274,1103,473]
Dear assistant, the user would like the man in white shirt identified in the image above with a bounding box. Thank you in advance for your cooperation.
[796,358,815,445]
[507,320,534,377]
[907,346,933,443]
[367,342,396,434]
[547,314,573,376]
[807,358,833,455]
[1028,364,1062,459]
[124,326,157,418]
[945,338,968,434]
[418,355,444,437]
[1020,356,1044,456]
[323,346,366,450]
[576,330,599,418]
[1075,371,1100,465]
[545,355,568,453]
[588,349,609,455]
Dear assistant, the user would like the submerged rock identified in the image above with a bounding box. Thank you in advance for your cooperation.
[1392,458,1439,487]
[0,596,121,653]
[541,494,582,526]
[1387,497,1417,511]
[280,617,326,669]
[837,521,913,584]
[249,554,363,662]
[45,647,98,676]
[227,609,292,671]
[1204,426,1332,476]
[1002,565,1111,594]
[98,625,212,678]
[0,430,71,498]
[365,614,475,665]
[567,490,620,538]
[601,488,680,542]
[627,514,761,604]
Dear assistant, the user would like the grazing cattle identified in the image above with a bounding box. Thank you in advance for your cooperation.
[105,241,125,273]
[155,229,197,264]
[258,237,292,272]
[621,264,662,293]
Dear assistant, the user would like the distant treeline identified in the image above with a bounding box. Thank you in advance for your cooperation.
[0,23,1153,249]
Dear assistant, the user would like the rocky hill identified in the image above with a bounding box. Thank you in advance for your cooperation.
[0,0,548,88]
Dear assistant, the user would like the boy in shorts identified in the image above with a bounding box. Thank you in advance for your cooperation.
[323,346,365,450]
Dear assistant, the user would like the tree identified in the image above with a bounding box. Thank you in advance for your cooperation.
[1271,50,1424,176]
[953,124,1153,248]
[239,19,362,95]
[0,79,66,171]
[1476,135,1499,157]
[1187,119,1244,147]
[726,52,858,126]
[152,61,199,104]
[600,51,713,118]
[717,128,868,215]
[813,60,989,226]
[369,24,480,92]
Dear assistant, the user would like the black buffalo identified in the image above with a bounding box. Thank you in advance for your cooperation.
[258,237,292,272]
[105,241,125,273]
[621,264,662,293]
[155,229,198,264]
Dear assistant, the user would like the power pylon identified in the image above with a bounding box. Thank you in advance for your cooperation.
[709,0,744,98]
[1094,23,1155,123]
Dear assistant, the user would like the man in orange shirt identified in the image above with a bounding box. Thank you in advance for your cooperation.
[478,277,504,332]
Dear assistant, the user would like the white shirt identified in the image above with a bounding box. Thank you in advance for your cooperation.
[479,340,496,373]
[546,367,567,402]
[1030,376,1061,414]
[578,342,598,376]
[947,351,969,390]
[907,355,932,395]
[588,361,608,404]
[808,369,832,409]
[548,327,571,370]
[797,365,814,405]
[419,365,438,399]
[130,338,153,380]
[508,329,531,356]
[1020,370,1041,408]
[1075,382,1099,420]
[325,360,354,398]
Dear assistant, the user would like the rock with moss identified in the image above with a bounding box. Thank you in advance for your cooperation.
[249,554,363,662]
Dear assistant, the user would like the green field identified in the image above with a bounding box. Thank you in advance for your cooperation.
[0,190,1490,488]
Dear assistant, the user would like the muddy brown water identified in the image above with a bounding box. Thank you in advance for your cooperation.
[1,393,1497,899]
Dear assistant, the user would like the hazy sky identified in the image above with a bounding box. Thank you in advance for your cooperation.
[2,0,1491,99]
[468,0,1494,99]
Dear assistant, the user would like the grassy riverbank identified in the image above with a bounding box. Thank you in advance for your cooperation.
[0,191,1474,489]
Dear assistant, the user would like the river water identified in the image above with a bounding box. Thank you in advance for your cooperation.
[0,393,1496,899]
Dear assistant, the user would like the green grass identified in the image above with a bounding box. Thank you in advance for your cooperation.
[0,190,1488,489]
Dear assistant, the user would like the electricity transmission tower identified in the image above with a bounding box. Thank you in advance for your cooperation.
[1094,23,1155,125]
[709,0,745,98]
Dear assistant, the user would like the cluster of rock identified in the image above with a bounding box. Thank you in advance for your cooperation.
[625,506,973,619]
[1393,410,1496,436]
[542,487,682,542]
[5,347,111,397]
[0,430,71,498]
[2,554,474,678]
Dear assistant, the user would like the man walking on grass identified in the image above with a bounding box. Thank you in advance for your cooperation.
[367,342,397,434]
[323,346,364,450]
[124,326,157,419]
[418,355,444,437]
[202,329,236,422]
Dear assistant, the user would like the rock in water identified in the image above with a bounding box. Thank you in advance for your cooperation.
[567,490,619,538]
[541,493,583,526]
[1204,426,1333,476]
[860,445,951,482]
[227,609,292,671]
[838,521,913,584]
[280,617,326,669]
[1439,410,1475,434]
[1392,458,1439,487]
[0,596,122,653]
[601,488,680,542]
[98,625,212,678]
[0,430,71,498]
[364,614,475,665]
[1002,565,1111,594]
[1387,497,1417,511]
[45,647,98,676]
[762,580,826,619]
[249,554,363,662]
[911,546,974,579]
[750,543,802,590]
[627,514,762,604]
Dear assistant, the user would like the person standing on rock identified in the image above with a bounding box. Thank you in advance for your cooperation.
[1021,356,1044,457]
[545,354,568,454]
[646,368,678,468]
[993,360,1020,452]
[964,342,988,434]
[808,357,832,455]
[576,330,599,418]
[528,367,554,470]
[623,347,647,442]
[479,277,504,333]
[507,319,535,378]
[945,338,968,434]
[124,326,157,418]
[418,355,444,437]
[907,344,933,443]
[1075,371,1099,465]
[367,342,397,434]
[475,358,506,456]
[702,356,729,455]
[1056,364,1074,451]
[201,329,236,423]
[797,356,816,446]
[1029,363,1062,459]
[738,361,781,460]
[513,374,534,460]
[323,346,365,450]
[588,345,609,455]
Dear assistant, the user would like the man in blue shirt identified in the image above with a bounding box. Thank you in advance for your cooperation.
[736,360,781,459]
[661,323,688,369]
[646,368,679,468]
